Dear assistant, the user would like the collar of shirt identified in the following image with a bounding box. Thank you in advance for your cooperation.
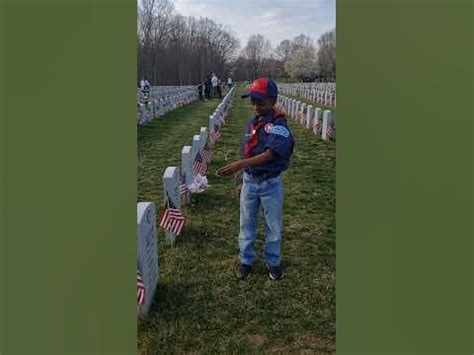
[253,110,276,124]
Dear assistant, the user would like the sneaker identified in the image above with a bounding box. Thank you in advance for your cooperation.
[265,263,284,281]
[237,264,252,279]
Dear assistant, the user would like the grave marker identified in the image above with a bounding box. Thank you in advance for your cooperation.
[181,146,192,204]
[313,107,322,136]
[163,167,181,245]
[306,105,314,130]
[137,202,159,316]
[321,110,334,141]
[300,103,307,125]
[199,127,208,151]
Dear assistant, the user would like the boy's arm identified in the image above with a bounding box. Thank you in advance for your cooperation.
[217,149,275,176]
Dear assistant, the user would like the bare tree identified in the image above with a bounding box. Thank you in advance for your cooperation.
[137,1,240,85]
[137,0,175,83]
[292,34,314,52]
[317,28,336,81]
[243,34,272,80]
[275,39,293,62]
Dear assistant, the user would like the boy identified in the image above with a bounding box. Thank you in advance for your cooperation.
[217,77,294,281]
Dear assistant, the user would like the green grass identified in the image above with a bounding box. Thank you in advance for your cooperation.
[137,85,336,353]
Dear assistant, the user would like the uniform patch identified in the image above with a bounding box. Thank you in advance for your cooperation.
[264,123,273,133]
[271,125,290,138]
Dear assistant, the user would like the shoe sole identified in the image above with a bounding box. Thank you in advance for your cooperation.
[268,272,284,281]
[236,268,252,280]
[265,263,284,281]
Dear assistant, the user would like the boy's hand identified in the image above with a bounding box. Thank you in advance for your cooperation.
[217,161,243,176]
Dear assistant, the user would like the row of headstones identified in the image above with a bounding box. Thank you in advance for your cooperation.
[278,82,336,93]
[278,83,336,108]
[174,85,236,214]
[137,85,197,102]
[179,93,232,208]
[278,95,335,141]
[136,86,236,316]
[137,90,199,126]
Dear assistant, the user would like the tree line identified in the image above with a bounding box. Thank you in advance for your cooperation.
[137,0,336,85]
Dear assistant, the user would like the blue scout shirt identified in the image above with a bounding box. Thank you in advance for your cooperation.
[240,109,294,176]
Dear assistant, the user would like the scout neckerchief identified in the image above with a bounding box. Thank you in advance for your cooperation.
[243,110,287,159]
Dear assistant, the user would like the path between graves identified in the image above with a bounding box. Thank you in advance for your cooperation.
[138,84,336,353]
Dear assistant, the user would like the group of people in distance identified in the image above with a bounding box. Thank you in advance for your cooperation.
[139,74,233,103]
[198,73,233,101]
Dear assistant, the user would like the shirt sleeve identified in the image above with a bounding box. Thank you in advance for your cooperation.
[264,123,293,158]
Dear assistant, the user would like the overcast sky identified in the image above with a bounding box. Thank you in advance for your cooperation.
[173,0,335,49]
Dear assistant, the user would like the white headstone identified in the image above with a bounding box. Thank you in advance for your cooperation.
[295,101,301,121]
[306,105,314,130]
[181,146,192,205]
[137,202,159,316]
[209,115,215,133]
[300,103,307,125]
[192,135,201,161]
[321,110,334,141]
[163,167,181,245]
[313,107,322,136]
[208,116,216,146]
[199,127,208,151]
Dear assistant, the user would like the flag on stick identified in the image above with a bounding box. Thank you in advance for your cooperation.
[193,152,207,176]
[209,126,221,143]
[158,198,185,235]
[179,174,189,198]
[326,125,334,139]
[201,142,212,163]
[137,270,145,306]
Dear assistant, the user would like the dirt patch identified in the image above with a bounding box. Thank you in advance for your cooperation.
[247,333,267,348]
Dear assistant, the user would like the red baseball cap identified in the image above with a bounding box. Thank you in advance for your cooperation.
[241,77,278,101]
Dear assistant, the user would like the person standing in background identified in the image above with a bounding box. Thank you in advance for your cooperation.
[211,73,218,98]
[140,77,150,101]
[197,82,204,101]
[216,77,223,99]
[204,74,212,100]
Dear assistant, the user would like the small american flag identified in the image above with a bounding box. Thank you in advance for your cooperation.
[179,175,189,197]
[158,198,185,235]
[210,127,221,143]
[201,143,212,163]
[179,183,189,197]
[326,125,334,139]
[137,269,145,306]
[193,152,207,175]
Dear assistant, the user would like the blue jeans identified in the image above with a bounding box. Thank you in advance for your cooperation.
[238,172,283,267]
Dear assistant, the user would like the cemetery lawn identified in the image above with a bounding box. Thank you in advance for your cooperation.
[138,85,335,354]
